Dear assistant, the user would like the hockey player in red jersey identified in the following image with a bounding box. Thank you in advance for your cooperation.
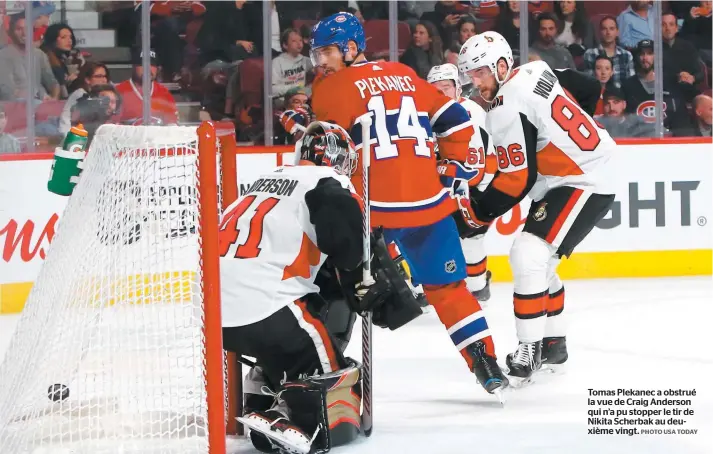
[427,63,497,302]
[458,31,616,382]
[309,12,507,397]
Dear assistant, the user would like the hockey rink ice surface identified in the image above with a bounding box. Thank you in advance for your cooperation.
[1,276,712,454]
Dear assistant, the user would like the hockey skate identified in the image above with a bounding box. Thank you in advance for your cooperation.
[465,340,509,404]
[505,341,542,387]
[239,410,319,454]
[238,385,321,454]
[540,336,568,374]
[471,270,492,303]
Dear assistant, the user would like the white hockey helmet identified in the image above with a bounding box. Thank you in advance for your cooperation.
[457,31,514,87]
[427,64,462,99]
[296,121,358,176]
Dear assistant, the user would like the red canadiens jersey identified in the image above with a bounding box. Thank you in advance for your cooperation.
[311,61,475,229]
[115,80,178,126]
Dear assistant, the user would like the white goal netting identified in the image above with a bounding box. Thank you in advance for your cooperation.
[0,125,225,454]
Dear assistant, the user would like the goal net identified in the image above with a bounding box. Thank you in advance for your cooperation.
[0,124,233,454]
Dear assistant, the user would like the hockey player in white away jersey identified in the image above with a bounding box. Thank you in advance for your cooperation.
[458,32,616,381]
[427,63,497,302]
[220,122,365,453]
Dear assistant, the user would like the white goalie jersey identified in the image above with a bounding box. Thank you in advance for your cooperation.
[476,60,616,220]
[219,165,360,327]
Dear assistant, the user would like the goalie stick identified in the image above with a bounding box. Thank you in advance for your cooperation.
[360,114,374,437]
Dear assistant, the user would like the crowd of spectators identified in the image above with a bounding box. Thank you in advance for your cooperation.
[0,0,711,153]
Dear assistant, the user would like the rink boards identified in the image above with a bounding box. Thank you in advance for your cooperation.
[1,139,711,314]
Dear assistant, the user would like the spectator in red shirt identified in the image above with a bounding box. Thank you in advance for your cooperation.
[115,49,178,125]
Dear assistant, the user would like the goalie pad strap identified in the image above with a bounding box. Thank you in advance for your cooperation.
[280,361,363,452]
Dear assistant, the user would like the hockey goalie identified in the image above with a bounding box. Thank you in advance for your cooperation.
[219,122,423,454]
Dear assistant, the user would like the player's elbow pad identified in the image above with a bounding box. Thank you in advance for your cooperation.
[305,180,363,271]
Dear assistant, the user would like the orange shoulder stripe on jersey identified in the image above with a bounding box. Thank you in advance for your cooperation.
[282,233,321,281]
[538,142,584,177]
[491,167,529,198]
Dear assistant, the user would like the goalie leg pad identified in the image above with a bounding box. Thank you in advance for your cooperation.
[307,360,362,447]
[241,361,362,453]
[322,297,357,354]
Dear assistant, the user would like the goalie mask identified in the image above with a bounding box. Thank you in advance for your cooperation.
[297,121,358,177]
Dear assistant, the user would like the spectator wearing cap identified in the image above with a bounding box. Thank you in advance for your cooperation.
[115,49,178,125]
[283,87,309,112]
[692,94,712,137]
[622,40,694,136]
[0,13,60,101]
[616,1,655,49]
[661,11,703,103]
[597,86,655,138]
[272,28,313,107]
[531,13,576,70]
[583,16,635,85]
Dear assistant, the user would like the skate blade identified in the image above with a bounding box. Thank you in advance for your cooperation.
[503,363,566,389]
[492,387,507,406]
[500,363,536,389]
[540,362,567,375]
[237,417,312,454]
[505,375,534,389]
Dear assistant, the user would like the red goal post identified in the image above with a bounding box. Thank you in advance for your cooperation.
[199,122,294,440]
[0,122,297,454]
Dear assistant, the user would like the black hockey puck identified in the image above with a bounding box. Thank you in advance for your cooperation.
[48,384,69,402]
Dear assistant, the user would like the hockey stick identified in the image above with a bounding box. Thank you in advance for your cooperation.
[360,114,374,437]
